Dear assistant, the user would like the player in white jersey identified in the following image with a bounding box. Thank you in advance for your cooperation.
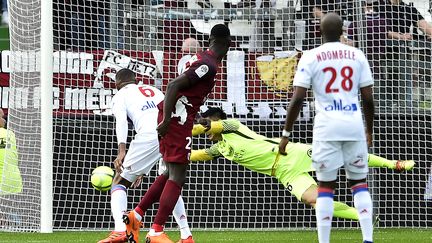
[279,13,375,243]
[98,69,193,243]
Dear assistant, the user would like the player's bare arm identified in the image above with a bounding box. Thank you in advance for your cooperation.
[114,143,126,173]
[360,85,375,147]
[112,102,129,173]
[157,74,196,137]
[279,86,307,155]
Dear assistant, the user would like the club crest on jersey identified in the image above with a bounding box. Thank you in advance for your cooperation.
[325,99,357,112]
[141,101,157,111]
[195,65,209,78]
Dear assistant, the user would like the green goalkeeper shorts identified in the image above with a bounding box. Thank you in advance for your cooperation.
[275,143,316,201]
[287,172,317,201]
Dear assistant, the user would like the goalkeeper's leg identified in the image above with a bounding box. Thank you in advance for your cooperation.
[301,184,359,220]
[289,173,359,220]
[367,154,415,171]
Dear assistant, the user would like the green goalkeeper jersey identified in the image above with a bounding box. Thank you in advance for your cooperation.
[206,119,314,187]
[0,127,22,195]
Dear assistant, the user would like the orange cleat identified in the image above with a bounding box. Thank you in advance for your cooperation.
[97,231,128,243]
[145,232,174,243]
[176,236,195,243]
[122,211,141,243]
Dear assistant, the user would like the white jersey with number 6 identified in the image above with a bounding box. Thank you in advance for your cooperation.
[111,83,165,181]
[111,83,164,145]
[293,42,373,141]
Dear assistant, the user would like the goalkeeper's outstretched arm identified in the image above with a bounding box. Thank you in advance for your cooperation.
[190,144,222,162]
[192,119,240,136]
[190,149,214,161]
[192,120,224,136]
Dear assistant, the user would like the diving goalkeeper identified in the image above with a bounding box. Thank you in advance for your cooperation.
[191,107,415,221]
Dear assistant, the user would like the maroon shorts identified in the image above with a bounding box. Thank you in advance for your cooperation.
[158,118,193,164]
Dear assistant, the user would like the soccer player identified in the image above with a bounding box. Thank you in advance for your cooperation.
[0,109,21,227]
[123,24,231,243]
[0,109,21,196]
[192,107,414,221]
[98,69,193,243]
[279,13,375,243]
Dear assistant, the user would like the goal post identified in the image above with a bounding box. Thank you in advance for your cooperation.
[0,0,431,233]
[40,0,54,233]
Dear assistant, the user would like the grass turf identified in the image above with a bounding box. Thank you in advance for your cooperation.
[0,229,431,243]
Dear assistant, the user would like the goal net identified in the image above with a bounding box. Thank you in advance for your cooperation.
[0,0,431,232]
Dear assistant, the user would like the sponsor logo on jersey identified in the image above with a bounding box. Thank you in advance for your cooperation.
[324,99,357,112]
[141,101,157,111]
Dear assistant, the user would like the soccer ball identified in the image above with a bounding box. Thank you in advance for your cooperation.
[91,166,114,192]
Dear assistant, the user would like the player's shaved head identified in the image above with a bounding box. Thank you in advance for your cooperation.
[210,24,230,39]
[115,69,136,90]
[209,24,231,60]
[320,13,343,42]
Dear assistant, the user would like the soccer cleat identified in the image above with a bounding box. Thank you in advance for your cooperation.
[176,236,195,243]
[145,232,174,243]
[97,231,128,243]
[123,211,141,243]
[394,160,415,172]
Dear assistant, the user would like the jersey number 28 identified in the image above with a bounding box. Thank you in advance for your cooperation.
[323,66,353,93]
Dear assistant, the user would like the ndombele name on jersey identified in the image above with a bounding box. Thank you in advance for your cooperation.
[316,50,356,62]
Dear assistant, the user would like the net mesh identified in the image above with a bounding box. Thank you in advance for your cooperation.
[0,0,42,231]
[0,0,431,232]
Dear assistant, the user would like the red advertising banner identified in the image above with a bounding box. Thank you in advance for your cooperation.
[0,49,297,118]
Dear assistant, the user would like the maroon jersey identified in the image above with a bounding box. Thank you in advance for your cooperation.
[158,50,218,126]
[158,49,219,163]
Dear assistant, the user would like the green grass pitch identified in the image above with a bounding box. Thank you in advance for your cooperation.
[0,229,431,243]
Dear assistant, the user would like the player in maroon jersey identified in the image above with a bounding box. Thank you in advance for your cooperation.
[123,24,231,243]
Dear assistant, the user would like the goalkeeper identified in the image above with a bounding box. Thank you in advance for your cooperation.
[0,109,21,196]
[191,107,415,221]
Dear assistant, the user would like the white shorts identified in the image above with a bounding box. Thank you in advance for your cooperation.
[120,134,161,183]
[312,140,368,182]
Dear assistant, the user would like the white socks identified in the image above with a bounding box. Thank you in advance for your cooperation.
[352,184,374,242]
[173,196,192,239]
[111,185,191,239]
[133,209,143,221]
[110,185,127,232]
[146,196,191,239]
[315,184,374,243]
[316,188,334,243]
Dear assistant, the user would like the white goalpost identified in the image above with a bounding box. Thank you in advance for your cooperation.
[0,0,54,233]
[0,0,431,232]
[40,0,54,233]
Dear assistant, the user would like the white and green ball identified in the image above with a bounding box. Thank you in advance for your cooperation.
[91,166,114,192]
